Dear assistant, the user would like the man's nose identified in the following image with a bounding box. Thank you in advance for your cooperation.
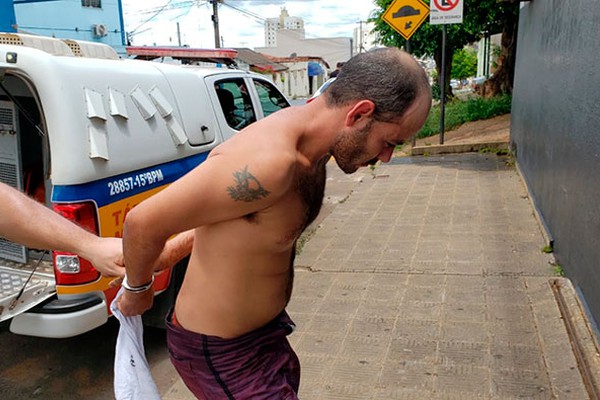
[378,147,394,163]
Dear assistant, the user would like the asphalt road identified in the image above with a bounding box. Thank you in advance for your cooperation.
[0,317,174,400]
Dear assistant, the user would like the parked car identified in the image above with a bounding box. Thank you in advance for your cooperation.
[472,76,487,91]
[307,77,336,103]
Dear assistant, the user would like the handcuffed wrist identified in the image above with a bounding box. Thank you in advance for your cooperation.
[122,275,154,293]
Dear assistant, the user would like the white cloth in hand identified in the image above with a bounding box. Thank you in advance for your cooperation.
[110,288,161,400]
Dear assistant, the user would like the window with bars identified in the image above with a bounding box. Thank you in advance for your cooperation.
[82,0,101,8]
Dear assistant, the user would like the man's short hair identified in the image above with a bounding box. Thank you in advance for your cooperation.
[325,48,431,123]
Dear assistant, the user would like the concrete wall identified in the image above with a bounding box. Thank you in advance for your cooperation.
[511,1,600,324]
[14,0,125,54]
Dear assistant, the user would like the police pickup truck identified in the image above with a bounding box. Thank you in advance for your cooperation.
[0,33,290,338]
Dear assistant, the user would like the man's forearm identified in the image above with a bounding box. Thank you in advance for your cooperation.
[122,212,169,287]
[154,230,194,272]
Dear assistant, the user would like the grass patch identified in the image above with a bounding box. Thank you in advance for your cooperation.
[542,245,553,254]
[296,227,317,255]
[552,263,565,277]
[479,147,510,155]
[418,94,512,139]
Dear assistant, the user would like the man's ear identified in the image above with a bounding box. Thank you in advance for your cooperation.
[345,100,376,127]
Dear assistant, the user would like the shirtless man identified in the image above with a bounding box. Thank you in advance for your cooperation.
[118,48,432,399]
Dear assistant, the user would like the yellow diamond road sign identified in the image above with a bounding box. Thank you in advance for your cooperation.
[382,0,430,41]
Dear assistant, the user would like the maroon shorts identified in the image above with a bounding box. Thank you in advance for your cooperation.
[166,309,300,400]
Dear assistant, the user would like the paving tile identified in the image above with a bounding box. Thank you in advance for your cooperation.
[490,343,546,371]
[358,299,401,318]
[405,285,445,303]
[375,260,411,273]
[440,320,489,343]
[348,316,396,338]
[445,261,485,275]
[372,388,434,400]
[325,357,381,386]
[489,322,540,346]
[437,340,490,367]
[287,296,322,314]
[410,260,447,273]
[547,367,589,399]
[490,369,551,399]
[387,337,438,363]
[319,381,373,400]
[368,273,409,288]
[407,273,446,287]
[395,319,441,342]
[380,360,435,391]
[487,303,533,323]
[399,301,442,321]
[442,302,487,323]
[435,364,491,396]
[317,297,361,316]
[296,332,344,356]
[306,313,352,335]
[365,276,404,294]
[445,290,486,305]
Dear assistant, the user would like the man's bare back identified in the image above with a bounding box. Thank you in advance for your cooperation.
[175,113,328,337]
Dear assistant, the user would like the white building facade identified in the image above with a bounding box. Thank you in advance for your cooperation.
[264,7,305,47]
[256,33,351,77]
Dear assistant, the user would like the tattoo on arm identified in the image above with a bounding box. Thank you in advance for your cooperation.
[227,166,270,202]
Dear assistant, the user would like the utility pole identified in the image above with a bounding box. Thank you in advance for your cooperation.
[211,0,221,48]
[357,20,368,53]
[359,20,363,53]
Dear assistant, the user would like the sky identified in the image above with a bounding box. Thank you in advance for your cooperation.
[122,0,379,49]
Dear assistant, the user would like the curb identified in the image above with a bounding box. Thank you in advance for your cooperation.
[411,140,509,156]
[551,278,600,398]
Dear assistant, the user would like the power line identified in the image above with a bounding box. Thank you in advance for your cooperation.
[126,0,202,16]
[220,1,265,25]
[128,0,175,35]
[127,0,209,35]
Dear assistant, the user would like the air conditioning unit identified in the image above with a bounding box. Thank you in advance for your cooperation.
[92,24,108,38]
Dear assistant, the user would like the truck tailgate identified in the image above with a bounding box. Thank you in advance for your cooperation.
[0,255,55,322]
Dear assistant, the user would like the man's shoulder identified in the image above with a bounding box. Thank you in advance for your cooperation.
[211,135,298,190]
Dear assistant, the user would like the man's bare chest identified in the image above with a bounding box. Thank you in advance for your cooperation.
[240,162,327,246]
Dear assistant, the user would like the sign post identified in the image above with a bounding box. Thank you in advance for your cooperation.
[430,0,463,145]
[430,0,464,25]
[382,0,429,41]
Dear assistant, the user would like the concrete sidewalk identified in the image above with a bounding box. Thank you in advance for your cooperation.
[165,154,599,399]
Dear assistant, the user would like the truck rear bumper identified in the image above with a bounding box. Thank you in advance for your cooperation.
[9,295,107,338]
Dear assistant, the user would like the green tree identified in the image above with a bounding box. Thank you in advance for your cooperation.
[369,0,519,98]
[452,47,477,82]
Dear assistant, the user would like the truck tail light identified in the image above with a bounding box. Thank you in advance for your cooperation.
[52,202,100,285]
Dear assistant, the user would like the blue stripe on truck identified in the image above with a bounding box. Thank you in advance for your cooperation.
[52,152,209,207]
